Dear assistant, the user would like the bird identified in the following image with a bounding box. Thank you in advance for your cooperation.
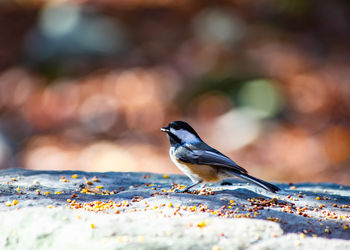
[161,120,280,193]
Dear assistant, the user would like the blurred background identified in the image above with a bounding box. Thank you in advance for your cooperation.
[0,0,350,185]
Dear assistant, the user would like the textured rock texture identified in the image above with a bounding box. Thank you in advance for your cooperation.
[0,169,349,249]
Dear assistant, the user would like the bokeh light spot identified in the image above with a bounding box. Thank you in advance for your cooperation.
[288,74,328,114]
[40,3,81,38]
[77,142,136,172]
[237,79,284,118]
[209,109,261,151]
[189,91,233,122]
[192,8,245,46]
[79,94,118,134]
[322,126,350,164]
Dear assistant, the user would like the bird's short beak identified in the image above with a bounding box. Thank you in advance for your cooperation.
[161,126,170,133]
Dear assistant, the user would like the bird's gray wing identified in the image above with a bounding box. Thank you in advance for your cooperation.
[177,148,248,174]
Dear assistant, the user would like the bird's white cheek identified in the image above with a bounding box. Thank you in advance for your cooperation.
[175,129,200,143]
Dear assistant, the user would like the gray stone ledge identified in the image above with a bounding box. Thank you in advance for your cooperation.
[0,168,349,249]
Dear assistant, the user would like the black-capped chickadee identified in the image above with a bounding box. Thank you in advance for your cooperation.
[161,121,280,193]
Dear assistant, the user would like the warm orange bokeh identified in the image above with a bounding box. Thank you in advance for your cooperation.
[0,1,349,185]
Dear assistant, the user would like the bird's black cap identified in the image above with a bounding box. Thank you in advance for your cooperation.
[161,121,200,137]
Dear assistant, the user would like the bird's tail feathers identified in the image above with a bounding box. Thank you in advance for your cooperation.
[237,173,280,193]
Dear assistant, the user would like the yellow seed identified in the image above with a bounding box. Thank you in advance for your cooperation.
[300,233,306,239]
[197,220,210,228]
[72,174,78,179]
[116,236,129,242]
[212,246,220,250]
[344,225,349,230]
[81,189,88,194]
[229,200,235,204]
[12,200,18,206]
[44,191,50,195]
[5,201,11,207]
[316,197,320,200]
[325,228,330,234]
[16,187,21,192]
[96,186,103,189]
[47,205,54,208]
[109,191,115,195]
[91,223,95,229]
[163,174,169,179]
[86,180,93,185]
[167,202,173,207]
[54,191,62,194]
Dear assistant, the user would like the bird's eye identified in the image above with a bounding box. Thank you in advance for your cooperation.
[172,124,180,130]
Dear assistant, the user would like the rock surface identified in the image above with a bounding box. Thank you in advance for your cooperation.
[0,168,349,249]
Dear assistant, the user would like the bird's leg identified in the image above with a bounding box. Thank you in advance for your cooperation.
[182,181,202,192]
[175,181,202,193]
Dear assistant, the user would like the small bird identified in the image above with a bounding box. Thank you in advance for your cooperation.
[161,121,280,193]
